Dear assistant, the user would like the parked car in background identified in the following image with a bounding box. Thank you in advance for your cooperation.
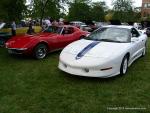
[70,21,97,32]
[138,27,150,37]
[80,25,93,32]
[146,27,150,37]
[0,23,12,46]
[59,25,147,78]
[138,28,146,35]
[70,21,86,28]
[5,25,88,59]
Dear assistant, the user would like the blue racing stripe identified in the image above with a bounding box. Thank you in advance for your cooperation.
[75,41,100,60]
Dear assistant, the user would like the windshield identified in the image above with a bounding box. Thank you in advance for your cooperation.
[86,27,131,43]
[44,26,63,34]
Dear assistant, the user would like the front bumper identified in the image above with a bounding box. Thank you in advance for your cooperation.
[8,48,28,54]
[58,61,120,78]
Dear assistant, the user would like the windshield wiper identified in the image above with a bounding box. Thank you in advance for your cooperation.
[99,39,122,43]
[85,37,100,41]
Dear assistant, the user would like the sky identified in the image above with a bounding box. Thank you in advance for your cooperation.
[92,0,142,8]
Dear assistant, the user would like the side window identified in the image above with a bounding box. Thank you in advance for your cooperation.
[62,27,68,34]
[62,27,74,34]
[131,28,140,37]
[68,27,74,34]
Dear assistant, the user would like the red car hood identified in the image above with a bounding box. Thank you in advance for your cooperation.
[6,33,57,48]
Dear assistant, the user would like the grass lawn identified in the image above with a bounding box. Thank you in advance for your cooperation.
[0,41,150,113]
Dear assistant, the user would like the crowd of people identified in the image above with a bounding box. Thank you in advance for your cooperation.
[1,17,150,37]
[0,17,65,36]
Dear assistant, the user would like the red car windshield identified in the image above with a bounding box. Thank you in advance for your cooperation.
[44,26,63,34]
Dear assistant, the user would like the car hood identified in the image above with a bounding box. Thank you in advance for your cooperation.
[63,39,130,59]
[6,33,58,48]
[6,35,36,48]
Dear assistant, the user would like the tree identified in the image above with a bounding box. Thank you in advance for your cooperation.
[31,0,59,24]
[90,2,107,21]
[112,0,134,22]
[67,0,92,21]
[67,2,91,21]
[105,12,113,22]
[0,0,26,22]
[31,0,71,25]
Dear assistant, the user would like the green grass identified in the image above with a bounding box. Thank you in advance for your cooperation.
[0,41,150,113]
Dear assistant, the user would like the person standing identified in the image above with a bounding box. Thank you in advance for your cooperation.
[45,19,51,27]
[52,20,59,26]
[27,20,35,35]
[133,22,138,29]
[59,18,64,25]
[11,21,16,36]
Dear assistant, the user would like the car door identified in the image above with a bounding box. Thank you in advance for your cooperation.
[130,28,143,60]
[58,27,76,48]
[45,26,64,50]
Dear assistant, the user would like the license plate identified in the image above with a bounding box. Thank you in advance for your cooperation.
[8,49,14,54]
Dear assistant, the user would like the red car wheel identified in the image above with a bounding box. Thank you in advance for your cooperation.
[34,44,48,59]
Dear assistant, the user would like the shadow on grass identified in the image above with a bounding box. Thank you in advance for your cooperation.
[6,50,61,61]
[59,70,124,83]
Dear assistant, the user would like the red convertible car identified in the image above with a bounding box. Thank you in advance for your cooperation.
[5,25,88,59]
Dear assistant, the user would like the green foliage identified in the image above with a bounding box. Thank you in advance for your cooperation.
[90,2,106,21]
[0,0,141,23]
[67,1,107,22]
[113,0,133,12]
[67,2,91,21]
[32,0,60,19]
[0,0,26,22]
[112,0,139,22]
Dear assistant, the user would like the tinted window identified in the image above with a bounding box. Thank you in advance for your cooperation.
[44,26,62,34]
[131,28,140,37]
[62,27,74,34]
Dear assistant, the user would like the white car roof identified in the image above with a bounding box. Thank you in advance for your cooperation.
[103,25,133,29]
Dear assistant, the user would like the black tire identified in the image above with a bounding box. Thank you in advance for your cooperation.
[0,38,5,47]
[120,55,128,75]
[33,43,48,59]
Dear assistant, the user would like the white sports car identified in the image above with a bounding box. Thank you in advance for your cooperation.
[58,25,148,78]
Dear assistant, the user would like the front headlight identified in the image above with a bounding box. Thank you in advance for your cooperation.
[5,43,9,48]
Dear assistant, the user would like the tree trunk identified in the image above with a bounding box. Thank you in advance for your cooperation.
[40,0,49,26]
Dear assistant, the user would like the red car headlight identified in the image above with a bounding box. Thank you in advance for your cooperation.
[5,42,9,48]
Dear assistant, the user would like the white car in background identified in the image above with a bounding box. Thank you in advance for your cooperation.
[70,21,86,28]
[58,25,147,78]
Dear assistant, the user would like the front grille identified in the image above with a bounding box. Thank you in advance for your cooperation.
[8,49,25,54]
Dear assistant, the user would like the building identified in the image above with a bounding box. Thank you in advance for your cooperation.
[141,0,150,18]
